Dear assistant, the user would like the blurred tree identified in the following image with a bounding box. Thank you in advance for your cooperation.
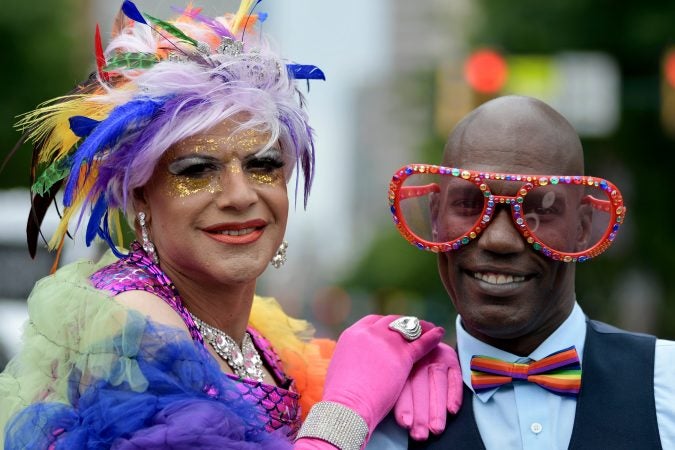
[1,0,90,188]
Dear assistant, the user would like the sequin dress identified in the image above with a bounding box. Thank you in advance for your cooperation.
[0,243,335,448]
[90,242,301,436]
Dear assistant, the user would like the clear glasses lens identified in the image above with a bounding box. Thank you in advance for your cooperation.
[398,173,482,243]
[397,173,614,254]
[521,183,612,253]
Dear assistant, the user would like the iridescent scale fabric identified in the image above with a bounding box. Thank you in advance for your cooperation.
[90,242,301,437]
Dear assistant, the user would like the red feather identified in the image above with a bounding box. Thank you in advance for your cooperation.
[95,24,110,82]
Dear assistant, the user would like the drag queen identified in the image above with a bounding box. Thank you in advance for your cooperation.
[0,2,460,449]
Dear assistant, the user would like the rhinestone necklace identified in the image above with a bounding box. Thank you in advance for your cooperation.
[190,313,264,382]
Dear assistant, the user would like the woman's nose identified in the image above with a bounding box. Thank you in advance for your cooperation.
[214,163,258,210]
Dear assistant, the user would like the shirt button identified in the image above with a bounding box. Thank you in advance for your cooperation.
[531,422,543,434]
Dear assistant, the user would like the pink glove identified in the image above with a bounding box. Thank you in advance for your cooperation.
[394,342,463,440]
[295,315,444,450]
[322,315,444,433]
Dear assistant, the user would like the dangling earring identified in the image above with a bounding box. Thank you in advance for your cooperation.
[138,211,159,265]
[270,240,288,269]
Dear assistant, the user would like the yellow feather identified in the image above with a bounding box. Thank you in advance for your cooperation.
[111,209,125,250]
[48,164,100,250]
[230,0,256,36]
[49,208,75,250]
[50,235,66,274]
[16,95,114,164]
[249,295,316,347]
[248,295,334,419]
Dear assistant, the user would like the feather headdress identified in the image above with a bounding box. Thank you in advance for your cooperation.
[17,0,325,262]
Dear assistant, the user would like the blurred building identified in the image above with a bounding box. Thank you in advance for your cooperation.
[352,0,473,246]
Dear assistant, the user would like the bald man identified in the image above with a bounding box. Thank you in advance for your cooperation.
[369,96,675,449]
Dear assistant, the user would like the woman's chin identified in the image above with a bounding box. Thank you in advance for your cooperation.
[204,257,271,286]
[159,251,270,288]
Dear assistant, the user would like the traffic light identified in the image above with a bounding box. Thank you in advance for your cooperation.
[464,48,508,94]
[434,49,507,137]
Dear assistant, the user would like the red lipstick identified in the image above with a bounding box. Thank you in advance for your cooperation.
[202,219,266,245]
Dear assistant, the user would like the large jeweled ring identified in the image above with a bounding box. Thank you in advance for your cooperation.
[388,316,422,341]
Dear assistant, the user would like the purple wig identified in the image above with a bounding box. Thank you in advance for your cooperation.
[20,2,323,252]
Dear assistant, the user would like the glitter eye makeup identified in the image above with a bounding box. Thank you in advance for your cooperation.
[248,173,279,185]
[163,140,286,198]
[168,176,222,198]
[227,160,242,174]
[175,127,272,156]
[167,156,221,177]
[229,128,271,154]
[244,147,285,185]
[166,156,222,198]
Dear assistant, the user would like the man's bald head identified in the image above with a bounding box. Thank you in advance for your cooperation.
[443,96,584,175]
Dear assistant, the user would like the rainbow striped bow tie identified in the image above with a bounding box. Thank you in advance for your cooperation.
[470,346,582,397]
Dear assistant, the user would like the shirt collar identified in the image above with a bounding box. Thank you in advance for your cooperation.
[456,301,587,402]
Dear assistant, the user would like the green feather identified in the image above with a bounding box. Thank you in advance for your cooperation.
[144,14,198,47]
[32,159,71,196]
[104,52,160,71]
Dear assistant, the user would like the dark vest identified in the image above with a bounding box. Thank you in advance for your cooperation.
[410,320,662,450]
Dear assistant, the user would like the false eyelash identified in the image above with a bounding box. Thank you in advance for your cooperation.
[246,147,285,170]
[167,157,220,176]
[247,156,285,170]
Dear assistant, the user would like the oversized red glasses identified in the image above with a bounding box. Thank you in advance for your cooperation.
[388,164,627,262]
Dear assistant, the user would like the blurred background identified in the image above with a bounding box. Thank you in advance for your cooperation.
[2,0,675,369]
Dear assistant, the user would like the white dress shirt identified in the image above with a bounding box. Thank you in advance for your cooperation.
[367,302,675,449]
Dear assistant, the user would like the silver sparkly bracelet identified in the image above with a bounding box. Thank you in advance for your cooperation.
[296,401,369,450]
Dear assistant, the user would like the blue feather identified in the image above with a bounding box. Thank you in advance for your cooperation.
[86,195,108,246]
[85,196,126,257]
[286,64,326,81]
[98,209,126,257]
[69,116,101,138]
[63,97,166,206]
[122,0,147,25]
